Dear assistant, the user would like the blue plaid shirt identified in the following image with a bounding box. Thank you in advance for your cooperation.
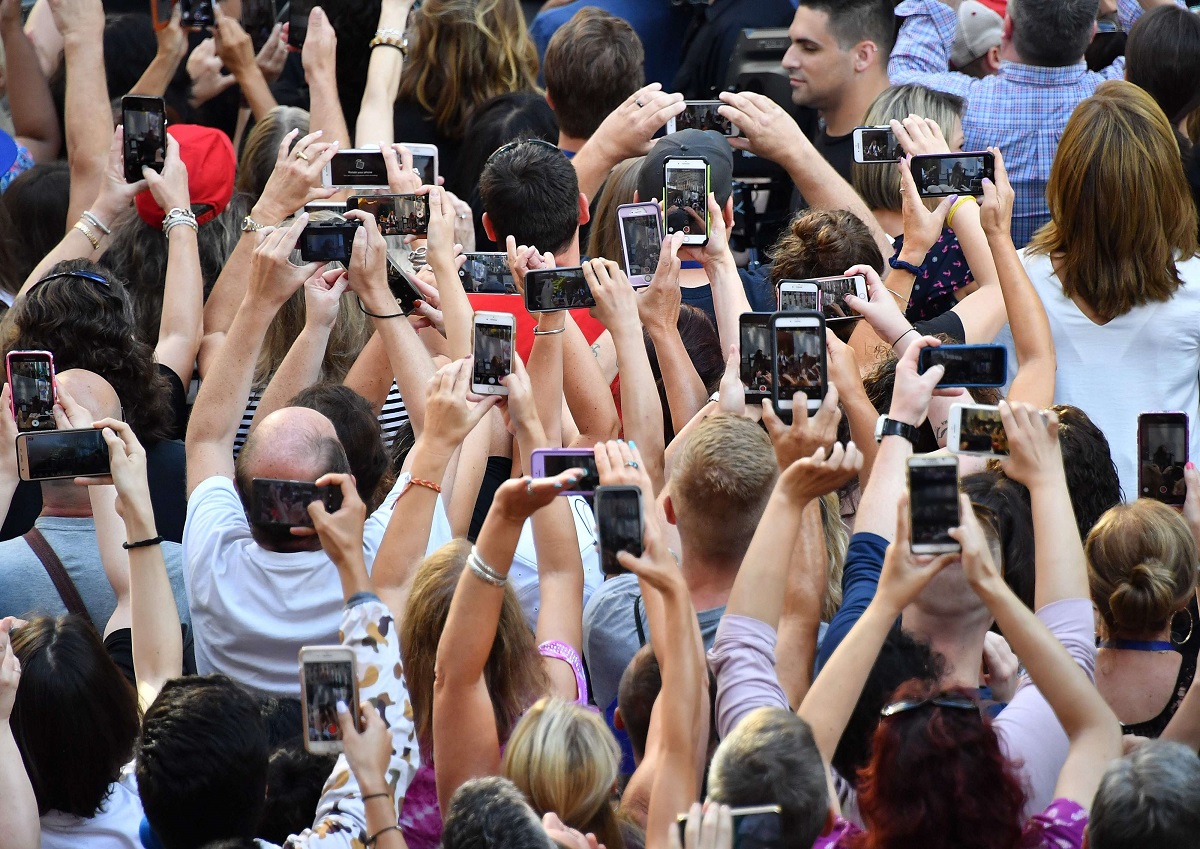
[888,0,1171,248]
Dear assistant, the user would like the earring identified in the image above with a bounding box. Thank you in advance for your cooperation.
[1173,607,1194,646]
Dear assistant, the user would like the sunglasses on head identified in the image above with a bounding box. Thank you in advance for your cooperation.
[29,270,113,292]
[880,694,978,719]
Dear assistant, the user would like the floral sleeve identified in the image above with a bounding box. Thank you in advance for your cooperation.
[288,596,420,848]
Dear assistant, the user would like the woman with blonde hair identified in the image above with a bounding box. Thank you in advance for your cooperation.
[1018,80,1200,496]
[1087,499,1199,738]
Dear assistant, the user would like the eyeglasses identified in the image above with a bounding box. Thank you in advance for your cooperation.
[485,138,564,166]
[880,694,978,718]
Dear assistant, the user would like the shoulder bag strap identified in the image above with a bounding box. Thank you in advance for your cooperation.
[24,527,94,627]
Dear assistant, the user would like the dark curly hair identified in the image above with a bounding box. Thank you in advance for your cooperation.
[1051,404,1122,537]
[769,209,885,285]
[854,680,1026,849]
[3,259,176,443]
[961,470,1037,610]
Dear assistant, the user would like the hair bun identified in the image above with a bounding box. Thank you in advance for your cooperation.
[1108,559,1179,633]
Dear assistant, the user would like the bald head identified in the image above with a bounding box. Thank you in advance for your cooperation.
[40,370,122,512]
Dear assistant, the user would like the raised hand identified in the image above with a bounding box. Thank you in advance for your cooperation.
[498,354,544,443]
[717,344,748,417]
[889,336,953,428]
[300,6,337,86]
[423,186,460,271]
[51,381,94,431]
[891,115,951,157]
[636,231,685,334]
[950,493,1003,593]
[505,235,555,297]
[594,439,654,493]
[585,258,640,339]
[775,441,863,506]
[307,472,368,562]
[616,511,681,596]
[671,803,733,849]
[142,132,191,213]
[979,147,1013,240]
[94,126,149,225]
[253,129,339,223]
[898,156,956,259]
[840,263,913,354]
[336,700,394,795]
[256,23,289,83]
[93,418,154,524]
[719,90,809,169]
[247,214,322,310]
[423,357,502,450]
[213,4,256,76]
[877,493,957,613]
[186,37,238,107]
[48,0,104,40]
[998,401,1061,489]
[762,381,842,468]
[342,209,392,312]
[588,83,685,165]
[489,468,584,524]
[303,268,349,331]
[679,193,731,268]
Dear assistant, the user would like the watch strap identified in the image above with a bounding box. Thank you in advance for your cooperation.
[877,416,919,445]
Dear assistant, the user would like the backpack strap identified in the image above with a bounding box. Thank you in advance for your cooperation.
[24,527,93,627]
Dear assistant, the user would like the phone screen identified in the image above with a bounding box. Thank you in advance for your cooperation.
[21,429,110,480]
[856,127,901,163]
[289,0,315,47]
[122,98,166,183]
[956,406,1009,456]
[1139,414,1188,503]
[774,324,824,399]
[300,223,356,263]
[180,0,215,27]
[596,487,643,576]
[620,209,662,282]
[242,0,276,51]
[473,322,513,388]
[250,479,341,528]
[536,451,600,494]
[410,152,437,186]
[9,355,55,432]
[778,287,819,312]
[739,315,772,397]
[909,461,960,550]
[678,811,783,849]
[460,253,517,294]
[329,151,388,187]
[525,268,595,312]
[386,259,422,314]
[817,277,862,320]
[663,164,708,240]
[303,659,355,744]
[919,345,1006,387]
[352,195,428,236]
[672,101,735,136]
[911,153,994,198]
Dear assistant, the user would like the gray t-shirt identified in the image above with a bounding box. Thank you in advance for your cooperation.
[0,516,190,630]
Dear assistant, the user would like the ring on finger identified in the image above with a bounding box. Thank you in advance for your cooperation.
[295,150,310,161]
[624,460,639,469]
[525,478,535,495]
[635,99,644,108]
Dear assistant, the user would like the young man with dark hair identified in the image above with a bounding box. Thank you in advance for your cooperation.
[543,8,645,154]
[480,140,589,259]
[889,0,1177,247]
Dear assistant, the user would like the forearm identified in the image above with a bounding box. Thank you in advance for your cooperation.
[354,2,411,146]
[776,499,828,707]
[531,498,586,700]
[725,489,807,627]
[156,226,205,385]
[345,333,394,415]
[784,149,892,265]
[202,231,257,340]
[250,324,332,433]
[1,17,60,162]
[528,312,566,445]
[612,326,666,492]
[0,477,17,526]
[0,722,39,849]
[62,36,112,228]
[851,435,912,539]
[129,52,182,98]
[189,303,274,451]
[648,325,708,437]
[570,141,618,205]
[372,314,433,437]
[123,499,183,708]
[1028,473,1090,609]
[308,75,352,149]
[429,258,474,360]
[563,317,619,443]
[706,256,751,352]
[234,64,279,123]
[990,233,1055,407]
[843,392,879,487]
[20,227,101,295]
[1162,671,1200,750]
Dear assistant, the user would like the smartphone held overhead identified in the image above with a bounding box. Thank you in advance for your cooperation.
[1138,412,1189,505]
[908,456,960,554]
[299,646,359,754]
[122,96,167,183]
[594,485,644,577]
[472,312,516,396]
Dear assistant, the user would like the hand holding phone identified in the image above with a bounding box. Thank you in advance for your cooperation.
[1139,411,1189,505]
[770,311,827,420]
[472,312,516,395]
[122,96,167,183]
[300,646,359,754]
[908,456,960,554]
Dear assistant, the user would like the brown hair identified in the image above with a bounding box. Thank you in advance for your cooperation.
[769,209,885,285]
[1086,500,1199,636]
[1027,80,1199,322]
[544,8,644,140]
[400,540,549,759]
[396,0,540,141]
[671,414,779,562]
[586,156,644,264]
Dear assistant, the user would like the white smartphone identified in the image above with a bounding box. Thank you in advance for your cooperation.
[403,142,439,186]
[663,157,709,246]
[472,311,516,396]
[770,311,826,417]
[617,202,663,286]
[947,403,1009,457]
[777,281,820,312]
[666,101,739,137]
[299,646,359,754]
[322,149,390,189]
[852,126,902,164]
[908,456,961,554]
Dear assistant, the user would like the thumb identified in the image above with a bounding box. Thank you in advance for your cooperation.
[932,193,958,227]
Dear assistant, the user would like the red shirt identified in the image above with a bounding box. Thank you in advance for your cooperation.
[466,294,607,360]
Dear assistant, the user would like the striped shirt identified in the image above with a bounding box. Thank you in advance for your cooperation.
[233,382,409,456]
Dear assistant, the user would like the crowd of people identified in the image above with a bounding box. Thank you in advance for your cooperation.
[1,0,1200,848]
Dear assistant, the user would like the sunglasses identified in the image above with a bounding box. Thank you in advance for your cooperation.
[485,138,563,166]
[880,694,978,718]
[34,270,113,290]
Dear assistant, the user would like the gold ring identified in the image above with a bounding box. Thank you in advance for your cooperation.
[295,150,310,161]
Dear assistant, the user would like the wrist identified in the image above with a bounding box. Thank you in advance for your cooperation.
[896,247,929,268]
[535,311,567,332]
[122,511,158,542]
[412,436,456,467]
[249,201,287,226]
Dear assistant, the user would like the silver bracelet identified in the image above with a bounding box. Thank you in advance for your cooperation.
[163,207,198,238]
[467,550,506,587]
[81,210,112,236]
[533,326,566,336]
[376,27,406,39]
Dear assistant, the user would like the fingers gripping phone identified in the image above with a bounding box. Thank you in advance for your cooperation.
[677,806,784,849]
[853,126,902,164]
[299,646,360,754]
[250,478,343,528]
[524,267,597,313]
[17,429,111,481]
[7,350,56,432]
[770,311,826,419]
[1139,412,1189,505]
[472,312,516,396]
[910,152,995,198]
[594,485,644,577]
[917,344,1007,388]
[122,95,167,184]
[663,157,709,246]
[947,404,1009,457]
[617,203,663,285]
[530,448,600,497]
[386,256,423,315]
[908,456,960,554]
[739,313,773,402]
[347,194,429,237]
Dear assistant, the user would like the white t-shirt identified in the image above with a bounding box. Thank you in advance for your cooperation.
[40,763,141,849]
[183,473,453,697]
[508,494,602,629]
[995,251,1200,499]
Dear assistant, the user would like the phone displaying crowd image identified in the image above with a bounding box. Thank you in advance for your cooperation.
[853,126,902,164]
[122,95,167,183]
[618,203,662,285]
[770,312,826,419]
[777,282,819,312]
[17,428,110,482]
[739,313,773,402]
[595,485,643,577]
[676,806,784,849]
[816,275,867,320]
[529,448,600,497]
[250,478,343,529]
[918,344,1007,388]
[459,253,517,294]
[1138,412,1189,505]
[666,101,739,137]
[472,312,515,396]
[524,267,596,313]
[908,457,960,554]
[299,647,359,755]
[179,0,214,28]
[289,0,315,48]
[663,158,709,246]
[348,194,429,236]
[7,350,56,433]
[948,404,1009,457]
[911,152,995,198]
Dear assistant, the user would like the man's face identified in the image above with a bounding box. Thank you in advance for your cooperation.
[782,7,857,112]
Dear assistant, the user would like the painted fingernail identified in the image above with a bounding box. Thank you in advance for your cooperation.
[628,440,637,449]
[336,700,347,713]
[554,482,563,489]
[1188,462,1195,471]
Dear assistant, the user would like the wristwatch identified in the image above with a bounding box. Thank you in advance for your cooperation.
[241,215,268,234]
[874,414,919,445]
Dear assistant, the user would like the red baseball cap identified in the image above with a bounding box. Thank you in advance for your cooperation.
[977,0,1006,15]
[135,124,236,228]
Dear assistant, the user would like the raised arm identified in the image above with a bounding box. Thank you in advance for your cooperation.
[887,0,977,98]
[0,620,38,849]
[423,186,473,360]
[686,195,750,352]
[355,0,414,146]
[0,0,60,163]
[302,8,352,148]
[127,5,188,98]
[213,7,279,122]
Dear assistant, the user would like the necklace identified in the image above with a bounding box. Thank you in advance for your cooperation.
[1098,638,1175,652]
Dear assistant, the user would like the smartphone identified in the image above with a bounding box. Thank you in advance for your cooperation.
[385,255,423,315]
[304,200,348,214]
[289,0,315,48]
[777,281,820,312]
[663,157,709,246]
[122,95,167,183]
[250,478,343,528]
[917,344,1007,388]
[347,194,429,237]
[853,126,901,164]
[151,0,174,30]
[594,485,643,577]
[16,428,110,481]
[947,403,1009,457]
[908,456,961,554]
[814,275,867,320]
[322,149,389,190]
[529,448,600,497]
[472,311,516,396]
[771,311,826,418]
[299,646,359,754]
[242,0,276,52]
[7,350,56,432]
[910,152,995,198]
[666,100,739,137]
[524,267,596,313]
[617,202,663,286]
[739,313,773,402]
[299,220,359,263]
[677,806,784,849]
[404,143,439,186]
[459,252,517,294]
[1138,411,1189,505]
[179,0,214,28]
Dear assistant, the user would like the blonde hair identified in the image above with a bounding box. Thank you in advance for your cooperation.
[1028,80,1199,322]
[586,156,645,264]
[820,493,847,621]
[236,106,310,200]
[502,697,625,849]
[396,0,541,140]
[1086,499,1199,636]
